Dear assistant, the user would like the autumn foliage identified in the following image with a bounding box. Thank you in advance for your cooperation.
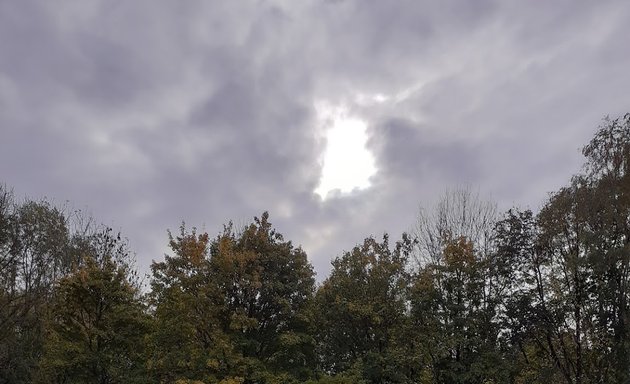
[2,114,630,383]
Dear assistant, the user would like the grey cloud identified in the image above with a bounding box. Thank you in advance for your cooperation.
[2,0,630,281]
[369,118,481,183]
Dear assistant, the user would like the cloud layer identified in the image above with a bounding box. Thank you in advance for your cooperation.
[2,0,630,278]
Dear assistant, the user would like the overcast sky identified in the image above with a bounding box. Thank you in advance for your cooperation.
[2,0,630,279]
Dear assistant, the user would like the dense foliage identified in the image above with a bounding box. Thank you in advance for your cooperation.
[2,114,630,383]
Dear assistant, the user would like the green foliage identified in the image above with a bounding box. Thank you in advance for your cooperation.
[148,225,231,383]
[0,192,73,383]
[211,214,315,376]
[491,114,630,383]
[410,234,511,384]
[305,367,366,384]
[5,113,630,383]
[36,253,149,384]
[149,212,316,383]
[314,234,415,382]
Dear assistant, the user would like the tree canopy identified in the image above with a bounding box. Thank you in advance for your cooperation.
[3,113,630,383]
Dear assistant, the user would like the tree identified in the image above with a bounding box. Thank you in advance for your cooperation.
[494,208,566,383]
[149,212,317,384]
[412,187,507,383]
[36,243,149,383]
[411,235,510,383]
[580,113,630,382]
[0,183,145,383]
[495,114,630,383]
[147,224,227,383]
[209,213,316,383]
[314,234,415,383]
[414,186,497,267]
[0,184,18,380]
[0,193,72,383]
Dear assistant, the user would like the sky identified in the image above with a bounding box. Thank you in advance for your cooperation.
[1,0,630,279]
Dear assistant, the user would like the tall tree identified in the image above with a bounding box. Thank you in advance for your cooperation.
[149,213,316,384]
[412,187,507,383]
[415,186,497,267]
[36,233,148,384]
[314,234,414,383]
[208,213,316,382]
[148,225,227,383]
[496,114,630,383]
[581,113,630,382]
[494,208,567,383]
[0,194,72,383]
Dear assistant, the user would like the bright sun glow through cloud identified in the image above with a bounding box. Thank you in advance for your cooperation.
[315,103,377,199]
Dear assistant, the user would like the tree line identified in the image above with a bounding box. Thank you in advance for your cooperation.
[2,114,630,383]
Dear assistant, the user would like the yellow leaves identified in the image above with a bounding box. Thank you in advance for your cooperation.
[217,237,258,270]
[346,300,374,318]
[443,236,476,268]
[278,331,301,347]
[215,235,261,283]
[414,268,436,293]
[206,358,220,369]
[229,310,258,332]
[218,377,244,384]
[182,233,209,266]
[151,213,316,382]
[168,225,210,266]
[418,368,434,384]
